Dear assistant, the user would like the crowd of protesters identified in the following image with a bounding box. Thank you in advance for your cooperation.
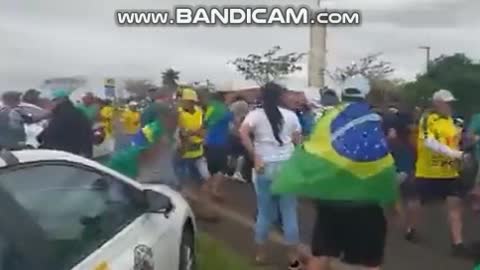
[2,77,480,270]
[170,80,480,270]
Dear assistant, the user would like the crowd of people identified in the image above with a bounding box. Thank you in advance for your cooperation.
[1,76,480,270]
[170,78,480,270]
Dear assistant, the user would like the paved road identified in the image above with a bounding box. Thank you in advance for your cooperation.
[199,180,479,270]
[138,158,479,269]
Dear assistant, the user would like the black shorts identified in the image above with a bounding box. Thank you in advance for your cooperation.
[311,202,386,267]
[205,145,229,175]
[229,134,245,156]
[415,178,465,202]
[399,174,417,200]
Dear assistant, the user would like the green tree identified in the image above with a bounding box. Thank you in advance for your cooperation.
[329,53,397,107]
[329,53,394,82]
[231,46,306,85]
[161,68,180,88]
[402,53,480,117]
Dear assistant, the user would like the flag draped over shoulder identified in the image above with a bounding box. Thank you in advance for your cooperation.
[105,120,165,178]
[272,102,398,205]
[204,100,229,127]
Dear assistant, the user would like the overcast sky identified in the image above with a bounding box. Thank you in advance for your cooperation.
[1,0,479,91]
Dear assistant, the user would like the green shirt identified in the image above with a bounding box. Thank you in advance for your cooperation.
[77,104,98,122]
[468,113,480,158]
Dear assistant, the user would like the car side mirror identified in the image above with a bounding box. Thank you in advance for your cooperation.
[144,189,174,217]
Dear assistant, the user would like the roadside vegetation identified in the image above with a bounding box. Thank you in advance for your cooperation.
[197,233,254,270]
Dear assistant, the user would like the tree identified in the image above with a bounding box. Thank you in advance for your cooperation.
[329,53,394,82]
[231,46,306,85]
[124,79,157,98]
[329,53,396,106]
[161,68,180,88]
[402,53,480,117]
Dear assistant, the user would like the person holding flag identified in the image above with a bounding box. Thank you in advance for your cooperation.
[272,75,398,270]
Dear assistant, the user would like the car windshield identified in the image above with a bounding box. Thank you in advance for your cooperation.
[0,164,145,270]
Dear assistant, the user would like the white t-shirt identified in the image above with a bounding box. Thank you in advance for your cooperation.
[242,107,301,162]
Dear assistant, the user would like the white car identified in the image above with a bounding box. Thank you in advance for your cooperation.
[0,149,196,270]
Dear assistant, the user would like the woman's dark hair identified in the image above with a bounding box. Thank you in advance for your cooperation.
[261,82,285,146]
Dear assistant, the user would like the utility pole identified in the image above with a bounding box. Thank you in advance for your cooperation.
[419,46,431,73]
[308,0,327,89]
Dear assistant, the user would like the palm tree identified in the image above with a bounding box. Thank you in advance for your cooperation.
[162,68,180,88]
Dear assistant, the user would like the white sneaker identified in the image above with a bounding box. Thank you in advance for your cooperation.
[232,172,247,183]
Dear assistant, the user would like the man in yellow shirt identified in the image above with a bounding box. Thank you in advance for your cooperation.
[121,101,141,135]
[174,88,210,181]
[407,89,470,257]
[99,100,114,138]
[173,88,217,219]
[114,101,140,150]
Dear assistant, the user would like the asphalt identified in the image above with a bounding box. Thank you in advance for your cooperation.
[138,159,480,270]
[203,180,480,270]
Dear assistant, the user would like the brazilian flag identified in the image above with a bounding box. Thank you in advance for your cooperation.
[131,120,164,149]
[105,120,165,178]
[272,102,398,205]
[204,100,229,128]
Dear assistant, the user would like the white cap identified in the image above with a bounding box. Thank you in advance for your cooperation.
[128,101,138,106]
[432,89,456,102]
[341,75,371,99]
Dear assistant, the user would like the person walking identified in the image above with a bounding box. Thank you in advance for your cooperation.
[38,89,93,158]
[76,92,99,123]
[272,75,398,270]
[203,92,233,200]
[407,89,470,257]
[239,82,302,269]
[383,106,418,241]
[175,88,217,219]
[0,91,27,150]
[228,97,250,182]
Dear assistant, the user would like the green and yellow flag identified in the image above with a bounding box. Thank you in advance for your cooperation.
[272,102,398,205]
[105,120,165,178]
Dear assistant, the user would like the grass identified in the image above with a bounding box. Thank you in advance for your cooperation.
[197,233,255,270]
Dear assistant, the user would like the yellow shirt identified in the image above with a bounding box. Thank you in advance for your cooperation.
[121,109,141,135]
[100,106,114,137]
[415,112,461,179]
[178,106,204,158]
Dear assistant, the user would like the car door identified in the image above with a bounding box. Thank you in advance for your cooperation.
[74,177,178,270]
[0,161,177,270]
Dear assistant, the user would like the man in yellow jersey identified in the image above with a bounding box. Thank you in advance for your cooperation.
[174,88,213,199]
[116,101,140,150]
[407,89,470,257]
[99,99,114,138]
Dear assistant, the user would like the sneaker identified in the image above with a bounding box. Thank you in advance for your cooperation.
[232,172,247,183]
[288,260,302,270]
[405,228,420,243]
[452,243,472,258]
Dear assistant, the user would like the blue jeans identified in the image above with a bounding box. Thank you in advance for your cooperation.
[173,152,210,187]
[253,161,300,245]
